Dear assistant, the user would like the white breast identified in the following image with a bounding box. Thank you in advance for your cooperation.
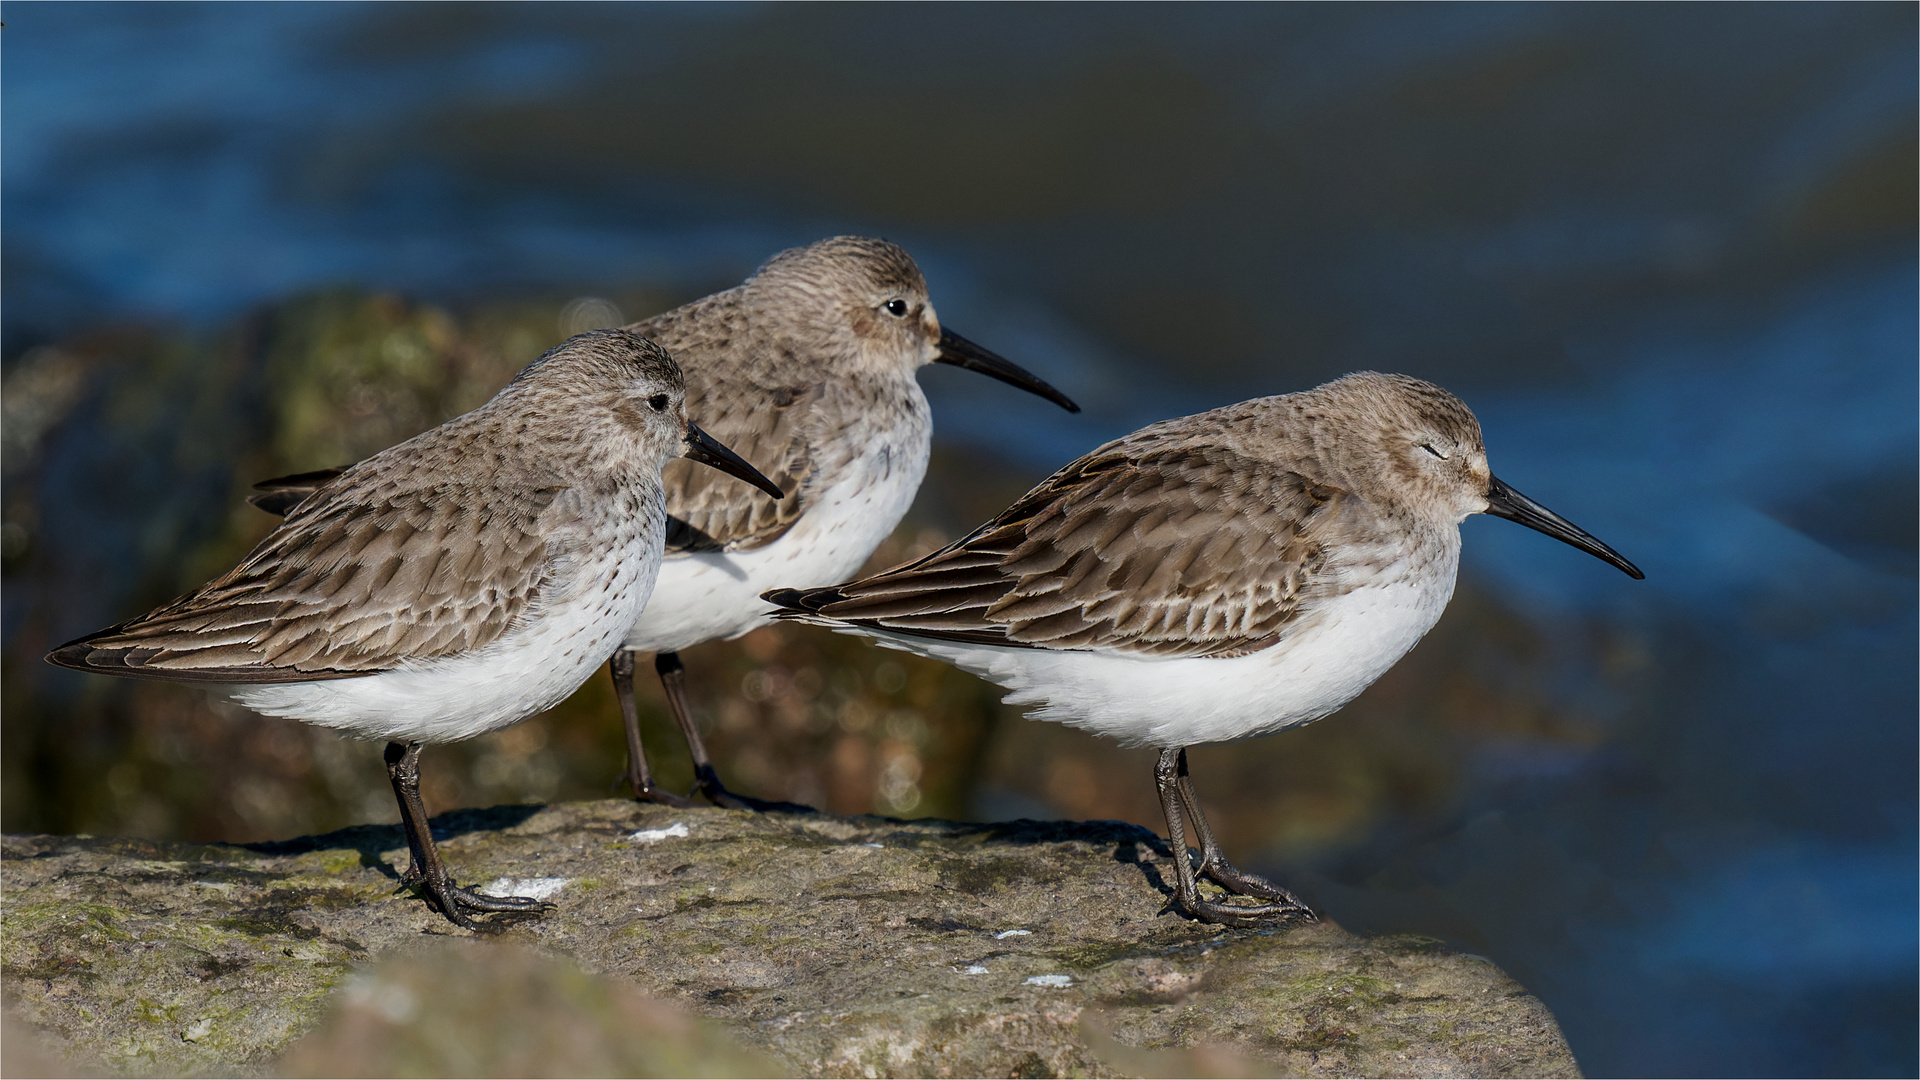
[835,537,1461,749]
[621,415,932,654]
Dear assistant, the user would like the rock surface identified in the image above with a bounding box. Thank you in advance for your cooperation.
[2,801,1580,1078]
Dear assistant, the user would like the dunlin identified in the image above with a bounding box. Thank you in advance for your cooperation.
[251,237,1079,810]
[47,330,782,927]
[765,372,1641,924]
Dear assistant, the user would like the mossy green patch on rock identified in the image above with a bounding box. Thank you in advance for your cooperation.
[3,801,1579,1077]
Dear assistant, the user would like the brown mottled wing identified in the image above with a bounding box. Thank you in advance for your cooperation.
[621,293,824,554]
[772,444,1350,658]
[246,387,819,553]
[658,377,821,554]
[48,482,564,681]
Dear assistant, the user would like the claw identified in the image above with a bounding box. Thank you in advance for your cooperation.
[1177,867,1314,925]
[1198,860,1315,917]
[409,874,550,928]
[1176,875,1314,925]
[630,780,694,808]
[697,773,814,814]
[1181,896,1304,926]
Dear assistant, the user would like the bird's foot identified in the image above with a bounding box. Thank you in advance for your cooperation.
[633,785,695,809]
[1164,856,1315,925]
[694,771,813,814]
[617,769,695,807]
[1199,858,1316,917]
[400,867,551,930]
[1174,894,1305,926]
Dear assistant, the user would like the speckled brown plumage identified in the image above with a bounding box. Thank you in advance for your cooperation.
[44,329,793,929]
[635,237,937,554]
[229,236,1077,813]
[771,374,1485,658]
[49,331,684,682]
[765,371,1640,926]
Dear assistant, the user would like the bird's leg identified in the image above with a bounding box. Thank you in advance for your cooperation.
[612,649,691,807]
[1154,747,1299,925]
[383,741,549,928]
[1154,746,1208,917]
[387,741,437,888]
[657,651,811,813]
[1173,749,1314,918]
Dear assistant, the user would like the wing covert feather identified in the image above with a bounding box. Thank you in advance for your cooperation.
[787,443,1357,658]
[52,483,564,680]
[656,377,819,553]
[622,300,821,554]
[244,298,838,555]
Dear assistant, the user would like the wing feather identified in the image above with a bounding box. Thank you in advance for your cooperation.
[48,482,565,682]
[246,300,836,557]
[622,299,820,554]
[655,375,817,553]
[773,438,1368,658]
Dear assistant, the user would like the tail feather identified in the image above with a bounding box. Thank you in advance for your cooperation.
[760,586,1016,648]
[247,466,349,518]
[44,637,367,682]
[761,585,843,614]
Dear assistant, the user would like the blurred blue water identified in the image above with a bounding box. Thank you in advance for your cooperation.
[1471,259,1917,614]
[6,4,1914,1075]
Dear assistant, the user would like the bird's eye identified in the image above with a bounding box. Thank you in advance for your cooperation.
[648,394,670,412]
[1421,443,1449,460]
[883,299,909,317]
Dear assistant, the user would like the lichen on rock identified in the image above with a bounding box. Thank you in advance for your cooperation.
[3,801,1580,1077]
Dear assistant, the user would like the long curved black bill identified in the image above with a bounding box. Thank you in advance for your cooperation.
[936,328,1080,413]
[1486,475,1643,579]
[684,422,784,500]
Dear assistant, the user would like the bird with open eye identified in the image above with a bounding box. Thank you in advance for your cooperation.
[244,237,1082,812]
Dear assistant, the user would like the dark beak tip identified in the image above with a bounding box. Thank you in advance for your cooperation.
[684,424,784,500]
[1486,475,1644,582]
[934,330,1081,414]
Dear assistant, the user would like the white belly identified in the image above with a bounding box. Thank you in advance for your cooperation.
[230,539,662,744]
[839,557,1458,749]
[623,432,929,654]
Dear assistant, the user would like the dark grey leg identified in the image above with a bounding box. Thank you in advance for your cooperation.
[1154,746,1208,917]
[656,651,811,813]
[613,648,691,807]
[383,741,549,929]
[1173,749,1314,917]
[1153,747,1302,925]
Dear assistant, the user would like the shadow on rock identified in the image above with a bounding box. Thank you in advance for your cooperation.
[246,804,547,880]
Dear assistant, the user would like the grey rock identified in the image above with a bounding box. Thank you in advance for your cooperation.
[2,801,1580,1078]
[274,940,782,1078]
